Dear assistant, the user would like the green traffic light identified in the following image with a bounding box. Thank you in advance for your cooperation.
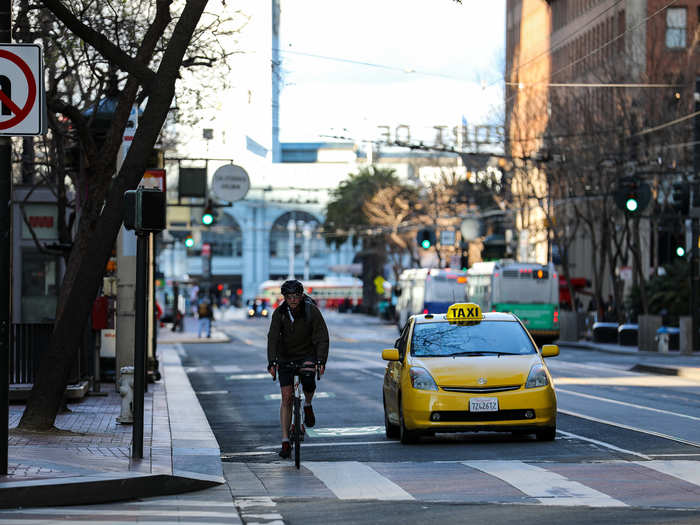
[202,213,214,226]
[184,237,194,248]
[625,198,638,212]
[421,239,431,249]
[676,246,686,257]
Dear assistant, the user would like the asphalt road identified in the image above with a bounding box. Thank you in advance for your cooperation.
[181,310,700,524]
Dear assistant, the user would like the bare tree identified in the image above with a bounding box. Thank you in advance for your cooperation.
[18,0,231,431]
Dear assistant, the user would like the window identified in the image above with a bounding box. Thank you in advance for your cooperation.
[666,7,687,49]
[411,321,536,357]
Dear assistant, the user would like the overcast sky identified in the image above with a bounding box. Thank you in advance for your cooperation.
[277,0,506,143]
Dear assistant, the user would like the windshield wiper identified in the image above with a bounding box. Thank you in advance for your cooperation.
[449,351,511,357]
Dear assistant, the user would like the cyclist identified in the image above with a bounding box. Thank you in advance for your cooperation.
[267,279,329,459]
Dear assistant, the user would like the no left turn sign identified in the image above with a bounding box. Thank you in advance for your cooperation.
[0,44,43,136]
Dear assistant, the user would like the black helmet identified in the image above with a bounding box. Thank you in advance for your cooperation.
[281,279,304,296]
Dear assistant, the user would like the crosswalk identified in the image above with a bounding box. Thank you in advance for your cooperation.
[226,459,700,512]
[1,460,698,524]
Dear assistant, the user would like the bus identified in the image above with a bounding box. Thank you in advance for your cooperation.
[467,260,559,341]
[258,277,363,310]
[395,268,468,330]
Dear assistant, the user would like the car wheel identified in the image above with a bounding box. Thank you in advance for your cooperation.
[535,426,556,441]
[383,395,400,439]
[399,401,418,444]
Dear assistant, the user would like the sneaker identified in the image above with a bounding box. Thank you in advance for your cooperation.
[279,441,291,459]
[304,405,315,428]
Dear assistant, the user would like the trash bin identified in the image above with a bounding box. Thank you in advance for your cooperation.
[592,322,618,343]
[667,326,680,351]
[618,324,638,346]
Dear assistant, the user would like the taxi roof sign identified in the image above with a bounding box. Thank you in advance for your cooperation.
[446,302,483,323]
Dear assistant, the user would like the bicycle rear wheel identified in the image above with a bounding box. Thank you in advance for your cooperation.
[293,398,301,468]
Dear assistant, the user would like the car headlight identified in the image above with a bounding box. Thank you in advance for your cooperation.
[409,366,438,391]
[248,309,255,316]
[525,363,549,388]
[262,309,268,316]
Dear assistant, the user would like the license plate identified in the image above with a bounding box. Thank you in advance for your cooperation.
[469,397,499,412]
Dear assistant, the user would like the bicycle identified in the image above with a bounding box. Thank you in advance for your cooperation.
[273,361,321,469]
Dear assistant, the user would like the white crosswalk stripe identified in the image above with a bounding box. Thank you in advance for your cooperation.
[636,460,700,486]
[235,459,700,509]
[305,461,414,500]
[463,460,627,507]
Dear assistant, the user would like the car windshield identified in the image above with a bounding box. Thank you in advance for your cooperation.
[411,321,536,357]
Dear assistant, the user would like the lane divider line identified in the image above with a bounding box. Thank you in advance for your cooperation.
[558,408,700,449]
[557,429,650,459]
[557,388,700,422]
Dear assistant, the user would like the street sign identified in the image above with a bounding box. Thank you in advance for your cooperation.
[0,44,43,136]
[212,164,250,202]
[460,218,481,241]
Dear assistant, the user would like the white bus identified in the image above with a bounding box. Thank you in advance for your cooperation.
[395,268,468,330]
[467,260,559,340]
[258,277,362,309]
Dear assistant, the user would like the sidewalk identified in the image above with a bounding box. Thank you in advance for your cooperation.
[558,338,700,381]
[156,314,231,345]
[0,344,224,508]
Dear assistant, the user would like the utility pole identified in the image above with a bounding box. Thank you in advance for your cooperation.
[0,0,11,477]
[690,81,700,355]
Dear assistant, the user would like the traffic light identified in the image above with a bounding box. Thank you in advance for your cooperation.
[614,177,651,215]
[201,200,217,226]
[184,235,194,248]
[417,228,436,249]
[671,181,689,214]
[676,244,686,257]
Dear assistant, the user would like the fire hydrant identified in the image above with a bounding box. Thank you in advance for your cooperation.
[117,366,134,424]
[656,327,670,353]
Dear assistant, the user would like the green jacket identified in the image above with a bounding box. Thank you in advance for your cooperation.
[267,298,329,365]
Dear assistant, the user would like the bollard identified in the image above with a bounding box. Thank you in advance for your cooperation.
[117,366,134,424]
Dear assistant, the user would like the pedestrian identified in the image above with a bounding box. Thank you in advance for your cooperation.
[267,280,329,459]
[197,298,213,338]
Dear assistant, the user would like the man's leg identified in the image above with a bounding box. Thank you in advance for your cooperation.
[301,360,317,427]
[280,385,293,440]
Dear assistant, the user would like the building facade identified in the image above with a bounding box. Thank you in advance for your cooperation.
[506,0,700,311]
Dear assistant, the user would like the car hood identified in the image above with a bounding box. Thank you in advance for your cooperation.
[410,354,541,387]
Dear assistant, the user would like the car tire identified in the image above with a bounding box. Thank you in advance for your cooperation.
[535,426,556,441]
[399,401,418,444]
[383,395,400,439]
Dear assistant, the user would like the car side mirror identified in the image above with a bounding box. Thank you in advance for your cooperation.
[382,348,400,361]
[541,344,559,357]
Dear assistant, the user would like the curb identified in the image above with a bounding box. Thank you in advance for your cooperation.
[630,364,700,381]
[0,472,220,509]
[0,344,225,508]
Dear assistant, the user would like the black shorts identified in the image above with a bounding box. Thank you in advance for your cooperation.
[278,358,317,392]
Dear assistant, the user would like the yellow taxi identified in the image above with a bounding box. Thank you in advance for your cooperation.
[382,302,558,444]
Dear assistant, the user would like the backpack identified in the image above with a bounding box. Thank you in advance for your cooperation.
[198,302,209,317]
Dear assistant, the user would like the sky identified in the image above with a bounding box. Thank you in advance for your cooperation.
[276,0,506,144]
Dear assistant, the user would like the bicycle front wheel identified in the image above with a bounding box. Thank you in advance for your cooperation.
[293,398,301,469]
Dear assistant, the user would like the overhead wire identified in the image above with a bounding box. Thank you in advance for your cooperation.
[504,0,679,106]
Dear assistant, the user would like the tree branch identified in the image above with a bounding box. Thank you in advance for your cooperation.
[41,0,157,88]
